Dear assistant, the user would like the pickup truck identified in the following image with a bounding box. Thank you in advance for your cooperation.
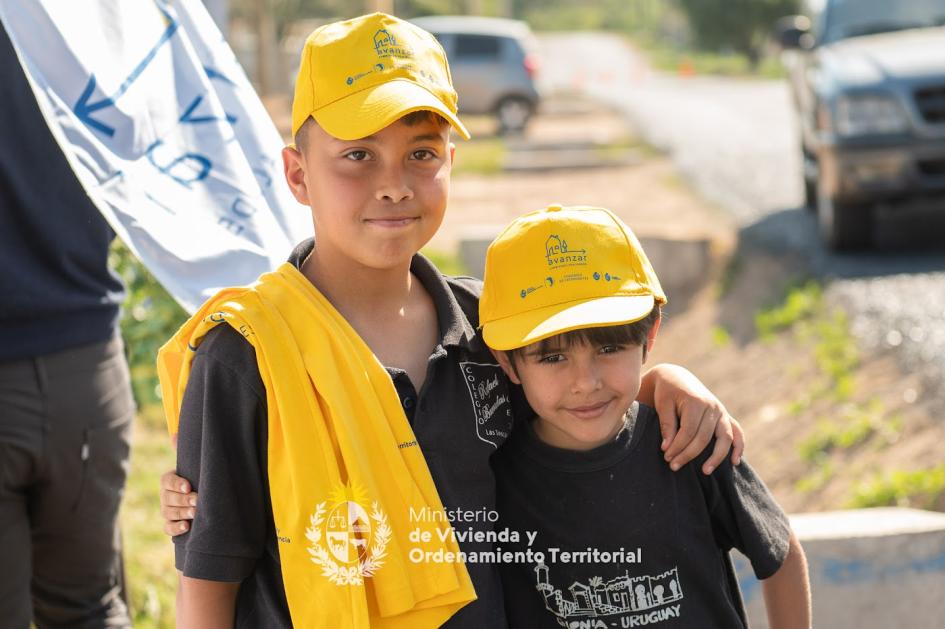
[779,0,945,250]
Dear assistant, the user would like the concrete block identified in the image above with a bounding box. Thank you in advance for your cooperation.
[457,225,505,280]
[637,236,712,307]
[734,508,945,629]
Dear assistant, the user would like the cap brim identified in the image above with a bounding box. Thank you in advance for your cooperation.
[482,295,656,351]
[311,79,471,141]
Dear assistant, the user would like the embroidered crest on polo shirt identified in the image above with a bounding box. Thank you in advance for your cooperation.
[459,362,512,448]
[305,482,391,585]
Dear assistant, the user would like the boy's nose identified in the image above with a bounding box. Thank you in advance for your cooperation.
[570,360,603,394]
[375,167,413,203]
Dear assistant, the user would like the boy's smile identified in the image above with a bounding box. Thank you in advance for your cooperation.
[283,115,453,272]
[498,340,648,451]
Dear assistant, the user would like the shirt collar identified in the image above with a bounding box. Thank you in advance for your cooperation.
[288,238,477,351]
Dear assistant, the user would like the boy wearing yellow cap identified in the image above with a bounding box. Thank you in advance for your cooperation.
[482,205,811,629]
[158,13,747,629]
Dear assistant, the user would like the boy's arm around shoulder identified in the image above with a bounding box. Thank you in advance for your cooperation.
[638,364,745,473]
[762,532,811,629]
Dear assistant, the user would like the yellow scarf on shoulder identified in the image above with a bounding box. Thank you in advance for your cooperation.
[158,263,475,628]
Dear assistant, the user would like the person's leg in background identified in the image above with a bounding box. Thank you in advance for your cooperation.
[0,358,43,629]
[18,335,135,628]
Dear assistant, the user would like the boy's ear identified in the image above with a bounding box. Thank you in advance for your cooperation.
[449,143,455,166]
[643,315,662,363]
[282,145,310,205]
[490,347,521,385]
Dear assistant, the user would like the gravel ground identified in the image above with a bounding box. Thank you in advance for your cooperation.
[538,32,945,400]
[828,273,945,398]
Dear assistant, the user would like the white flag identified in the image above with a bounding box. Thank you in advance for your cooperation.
[0,0,309,313]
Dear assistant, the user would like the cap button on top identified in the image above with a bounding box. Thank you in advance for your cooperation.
[547,204,563,212]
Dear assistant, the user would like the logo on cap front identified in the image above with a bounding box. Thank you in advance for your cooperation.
[373,28,412,59]
[545,234,587,269]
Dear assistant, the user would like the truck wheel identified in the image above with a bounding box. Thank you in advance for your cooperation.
[816,183,872,251]
[496,97,532,135]
[802,147,818,212]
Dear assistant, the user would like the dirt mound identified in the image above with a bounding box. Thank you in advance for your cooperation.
[651,247,945,513]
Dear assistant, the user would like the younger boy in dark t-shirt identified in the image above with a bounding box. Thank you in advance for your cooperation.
[480,205,811,628]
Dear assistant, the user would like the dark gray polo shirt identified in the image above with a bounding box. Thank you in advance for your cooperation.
[174,238,516,628]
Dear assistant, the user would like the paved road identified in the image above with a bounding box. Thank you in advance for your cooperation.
[538,32,803,223]
[538,33,945,396]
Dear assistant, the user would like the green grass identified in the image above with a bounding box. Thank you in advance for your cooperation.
[121,407,177,629]
[637,38,787,80]
[452,137,506,175]
[796,399,901,464]
[795,462,835,494]
[755,280,822,340]
[715,254,743,298]
[711,326,732,348]
[794,308,860,402]
[849,466,945,509]
[421,247,467,277]
[110,241,187,407]
[754,278,891,499]
[594,137,653,162]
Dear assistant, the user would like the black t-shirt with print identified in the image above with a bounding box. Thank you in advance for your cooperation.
[174,238,519,628]
[492,402,791,629]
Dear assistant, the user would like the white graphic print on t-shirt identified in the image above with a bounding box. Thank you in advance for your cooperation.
[534,561,684,628]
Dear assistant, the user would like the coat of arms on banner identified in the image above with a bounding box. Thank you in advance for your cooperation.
[306,482,391,585]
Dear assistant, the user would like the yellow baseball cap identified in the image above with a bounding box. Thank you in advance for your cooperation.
[290,13,470,141]
[480,205,667,351]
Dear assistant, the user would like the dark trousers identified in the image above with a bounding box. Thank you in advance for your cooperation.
[0,334,135,628]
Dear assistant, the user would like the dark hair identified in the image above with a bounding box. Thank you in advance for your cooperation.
[294,117,316,153]
[293,111,449,152]
[507,306,662,365]
[400,110,449,128]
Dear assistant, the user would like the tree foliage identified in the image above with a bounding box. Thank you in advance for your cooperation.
[675,0,801,62]
[509,0,667,33]
[229,0,468,37]
[109,241,188,407]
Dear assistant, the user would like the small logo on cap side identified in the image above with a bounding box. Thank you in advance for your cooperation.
[345,63,388,87]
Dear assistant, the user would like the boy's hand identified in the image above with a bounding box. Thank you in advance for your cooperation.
[161,470,198,536]
[642,363,745,474]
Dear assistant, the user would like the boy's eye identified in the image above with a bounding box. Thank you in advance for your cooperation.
[600,345,626,354]
[537,353,565,364]
[343,150,369,161]
[411,149,436,161]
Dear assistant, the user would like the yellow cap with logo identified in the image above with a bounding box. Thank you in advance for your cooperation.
[480,205,667,351]
[290,12,471,141]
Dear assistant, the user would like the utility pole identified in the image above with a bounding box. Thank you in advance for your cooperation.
[202,0,230,37]
[369,0,394,14]
[254,0,277,96]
